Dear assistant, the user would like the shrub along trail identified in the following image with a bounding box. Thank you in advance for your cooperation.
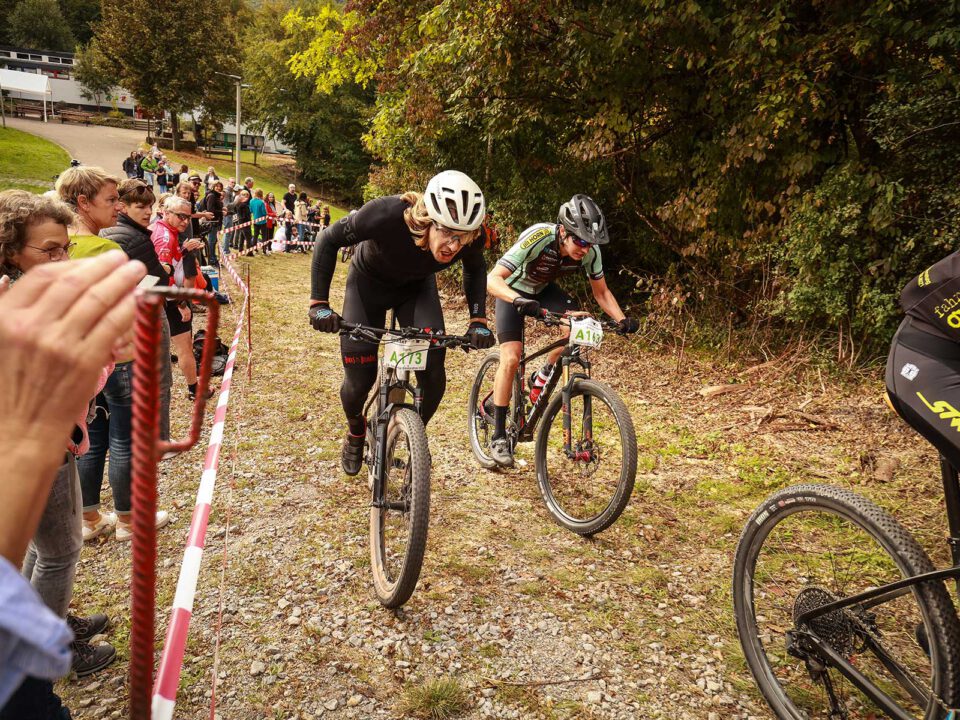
[61,253,940,719]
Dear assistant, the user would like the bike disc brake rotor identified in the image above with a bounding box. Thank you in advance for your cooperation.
[793,586,861,657]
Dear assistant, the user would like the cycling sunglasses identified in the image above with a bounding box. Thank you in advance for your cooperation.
[570,235,592,249]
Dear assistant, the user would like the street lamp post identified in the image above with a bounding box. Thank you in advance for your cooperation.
[214,72,243,181]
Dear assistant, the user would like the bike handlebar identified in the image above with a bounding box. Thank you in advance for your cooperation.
[339,322,475,350]
[537,309,623,333]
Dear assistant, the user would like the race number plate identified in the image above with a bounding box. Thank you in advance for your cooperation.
[569,317,603,348]
[383,337,430,371]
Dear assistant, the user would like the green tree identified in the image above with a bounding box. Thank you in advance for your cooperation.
[59,0,99,45]
[8,0,76,51]
[94,0,241,149]
[244,0,372,203]
[286,0,960,351]
[72,40,115,112]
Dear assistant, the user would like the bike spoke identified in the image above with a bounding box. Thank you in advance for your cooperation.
[748,508,936,718]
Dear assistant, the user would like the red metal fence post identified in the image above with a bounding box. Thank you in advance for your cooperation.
[130,293,163,720]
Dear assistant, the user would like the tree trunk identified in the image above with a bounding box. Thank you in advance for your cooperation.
[171,113,180,151]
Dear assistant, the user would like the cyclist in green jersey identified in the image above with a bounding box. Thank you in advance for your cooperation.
[486,194,639,467]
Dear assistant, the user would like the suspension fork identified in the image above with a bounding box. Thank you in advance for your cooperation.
[371,374,392,508]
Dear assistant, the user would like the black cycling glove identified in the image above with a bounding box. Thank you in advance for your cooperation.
[512,297,541,318]
[466,322,496,349]
[309,303,342,333]
[617,317,640,335]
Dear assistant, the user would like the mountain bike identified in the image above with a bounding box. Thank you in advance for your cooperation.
[733,447,960,719]
[466,310,637,536]
[340,245,354,263]
[341,321,473,608]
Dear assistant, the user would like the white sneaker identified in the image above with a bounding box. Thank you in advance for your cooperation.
[115,511,171,541]
[82,512,117,542]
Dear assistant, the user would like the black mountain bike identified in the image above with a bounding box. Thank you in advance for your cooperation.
[340,322,472,608]
[340,245,355,263]
[733,445,960,719]
[467,310,637,536]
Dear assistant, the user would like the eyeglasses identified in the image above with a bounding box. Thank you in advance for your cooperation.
[26,242,76,261]
[570,235,591,249]
[432,222,467,249]
[173,212,191,221]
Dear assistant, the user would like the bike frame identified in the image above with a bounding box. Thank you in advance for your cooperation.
[784,455,960,718]
[511,318,593,451]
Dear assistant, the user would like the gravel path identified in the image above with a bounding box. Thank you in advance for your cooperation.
[58,253,939,719]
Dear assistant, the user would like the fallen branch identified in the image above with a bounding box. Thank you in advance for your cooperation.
[481,673,608,689]
[791,410,840,429]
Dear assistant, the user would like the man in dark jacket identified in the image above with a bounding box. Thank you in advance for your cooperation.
[100,179,173,440]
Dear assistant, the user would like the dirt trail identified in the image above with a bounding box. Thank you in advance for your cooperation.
[60,252,940,719]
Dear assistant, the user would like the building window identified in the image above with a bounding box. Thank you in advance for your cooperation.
[0,51,10,58]
[29,54,42,61]
[16,53,30,59]
[48,57,61,64]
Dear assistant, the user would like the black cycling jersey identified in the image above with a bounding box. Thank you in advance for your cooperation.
[310,195,487,318]
[900,251,960,343]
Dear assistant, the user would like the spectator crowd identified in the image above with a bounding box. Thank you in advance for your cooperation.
[0,154,331,718]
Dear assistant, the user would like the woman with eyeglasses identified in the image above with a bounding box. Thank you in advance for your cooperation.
[0,189,120,678]
[151,195,212,401]
[308,170,496,476]
[482,194,640,468]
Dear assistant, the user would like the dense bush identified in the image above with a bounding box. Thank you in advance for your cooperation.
[272,0,960,352]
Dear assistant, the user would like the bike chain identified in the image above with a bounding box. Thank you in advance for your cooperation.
[815,600,957,717]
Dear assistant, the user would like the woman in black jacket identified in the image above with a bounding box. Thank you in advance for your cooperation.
[122,151,139,179]
[203,181,224,266]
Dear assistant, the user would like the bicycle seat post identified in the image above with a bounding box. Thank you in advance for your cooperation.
[939,455,960,585]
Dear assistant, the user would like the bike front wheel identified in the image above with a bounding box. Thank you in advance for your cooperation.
[534,379,636,535]
[369,407,431,608]
[733,484,960,719]
[467,350,512,469]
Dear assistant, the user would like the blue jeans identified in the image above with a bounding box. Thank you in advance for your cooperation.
[0,678,71,720]
[77,362,133,514]
[220,216,233,256]
[22,457,82,618]
[206,225,220,267]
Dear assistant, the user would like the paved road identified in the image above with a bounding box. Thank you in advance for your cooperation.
[5,116,146,175]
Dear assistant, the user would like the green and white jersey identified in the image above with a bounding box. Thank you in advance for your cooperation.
[497,223,604,295]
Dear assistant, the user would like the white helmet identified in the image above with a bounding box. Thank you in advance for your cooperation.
[424,170,485,231]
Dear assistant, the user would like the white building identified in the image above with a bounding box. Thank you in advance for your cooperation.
[0,44,138,113]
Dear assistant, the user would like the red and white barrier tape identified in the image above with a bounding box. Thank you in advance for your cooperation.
[218,218,320,257]
[151,255,249,720]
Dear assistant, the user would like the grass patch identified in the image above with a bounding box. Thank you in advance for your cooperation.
[397,677,469,719]
[0,127,70,192]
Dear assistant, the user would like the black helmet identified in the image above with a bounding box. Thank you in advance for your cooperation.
[557,194,608,245]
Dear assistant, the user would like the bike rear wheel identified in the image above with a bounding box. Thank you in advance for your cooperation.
[534,378,636,535]
[733,484,960,719]
[369,407,431,608]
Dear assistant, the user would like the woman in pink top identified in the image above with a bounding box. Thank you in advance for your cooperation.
[151,195,211,401]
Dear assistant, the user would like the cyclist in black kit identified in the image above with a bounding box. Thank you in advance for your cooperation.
[887,252,960,471]
[308,170,496,475]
